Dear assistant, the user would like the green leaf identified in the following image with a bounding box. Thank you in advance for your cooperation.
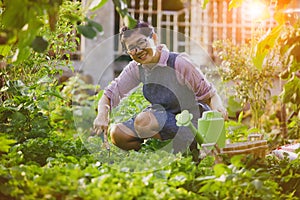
[37,76,53,84]
[112,0,128,18]
[11,112,27,125]
[123,14,137,29]
[227,96,243,118]
[281,75,300,104]
[169,172,188,187]
[16,47,31,63]
[238,111,244,123]
[230,155,245,168]
[213,163,229,177]
[77,25,97,39]
[0,135,16,153]
[44,90,64,100]
[89,0,109,11]
[229,0,244,10]
[31,36,49,53]
[15,18,44,62]
[0,45,12,57]
[253,25,283,70]
[112,0,137,28]
[201,0,210,9]
[87,19,103,33]
[2,0,27,29]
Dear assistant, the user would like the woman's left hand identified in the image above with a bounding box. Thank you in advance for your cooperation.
[210,94,228,120]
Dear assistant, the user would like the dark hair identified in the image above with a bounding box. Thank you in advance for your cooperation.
[119,21,154,52]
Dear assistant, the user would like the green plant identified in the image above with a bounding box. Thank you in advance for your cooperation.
[0,0,64,62]
[266,154,300,197]
[0,135,15,153]
[110,85,150,124]
[199,155,283,199]
[213,39,279,130]
[0,1,88,141]
[1,135,89,166]
[225,112,260,143]
[0,0,135,64]
[0,79,53,142]
[277,22,300,139]
[1,1,300,199]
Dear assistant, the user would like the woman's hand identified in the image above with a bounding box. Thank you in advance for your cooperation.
[93,95,111,135]
[210,94,228,120]
[93,108,110,135]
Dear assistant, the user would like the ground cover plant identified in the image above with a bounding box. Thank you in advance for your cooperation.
[1,0,300,199]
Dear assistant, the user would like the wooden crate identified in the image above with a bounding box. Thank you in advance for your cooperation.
[201,134,268,159]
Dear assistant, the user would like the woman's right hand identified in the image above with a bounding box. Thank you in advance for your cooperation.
[93,94,111,135]
[93,109,109,135]
[93,105,111,151]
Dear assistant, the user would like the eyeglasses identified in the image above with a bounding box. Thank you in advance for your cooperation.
[126,38,149,55]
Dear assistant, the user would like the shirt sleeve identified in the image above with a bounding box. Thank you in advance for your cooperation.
[104,61,141,108]
[174,53,216,103]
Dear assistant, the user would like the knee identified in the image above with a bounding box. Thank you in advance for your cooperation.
[110,123,142,151]
[134,111,159,138]
[110,124,122,145]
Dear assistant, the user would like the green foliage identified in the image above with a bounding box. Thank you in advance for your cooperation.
[266,154,300,197]
[0,0,136,61]
[1,135,89,167]
[110,85,150,124]
[199,156,282,199]
[77,17,104,39]
[1,0,84,85]
[228,0,243,10]
[217,0,300,141]
[287,115,300,139]
[226,95,243,118]
[0,1,299,199]
[253,25,284,70]
[31,36,49,53]
[0,79,53,142]
[140,138,172,152]
[2,148,298,199]
[112,0,137,28]
[0,135,16,153]
[278,23,300,107]
[282,75,300,105]
[1,0,64,62]
[88,0,109,11]
[214,39,279,129]
[225,112,260,143]
[201,0,210,9]
[0,1,88,142]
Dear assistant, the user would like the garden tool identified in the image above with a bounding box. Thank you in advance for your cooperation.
[92,129,110,157]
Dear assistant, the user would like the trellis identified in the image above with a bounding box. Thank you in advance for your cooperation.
[190,0,277,58]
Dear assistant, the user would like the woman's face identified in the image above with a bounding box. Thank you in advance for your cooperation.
[124,31,159,65]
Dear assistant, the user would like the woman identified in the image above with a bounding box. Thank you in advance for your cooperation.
[93,21,227,153]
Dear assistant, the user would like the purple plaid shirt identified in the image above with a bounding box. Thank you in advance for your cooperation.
[104,46,216,108]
